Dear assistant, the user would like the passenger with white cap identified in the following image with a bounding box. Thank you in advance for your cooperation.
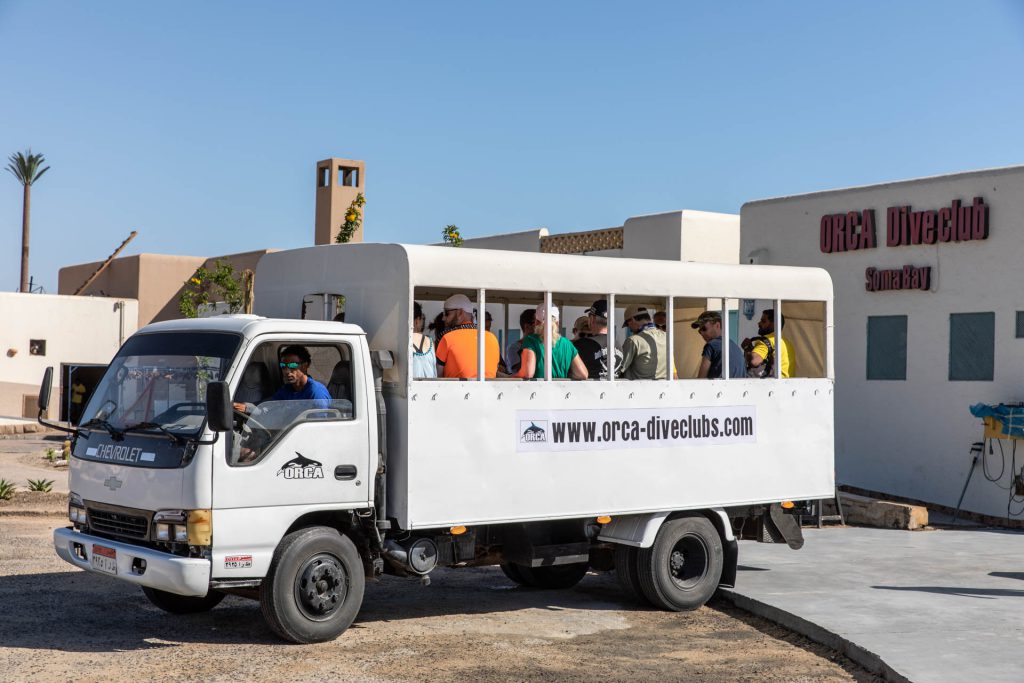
[435,293,501,378]
[516,303,588,380]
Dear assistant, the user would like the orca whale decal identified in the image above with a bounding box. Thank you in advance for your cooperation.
[277,451,325,479]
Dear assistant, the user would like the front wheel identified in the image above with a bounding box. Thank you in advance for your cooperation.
[636,515,723,611]
[260,526,365,643]
[142,586,225,614]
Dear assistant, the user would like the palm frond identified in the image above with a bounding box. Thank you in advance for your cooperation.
[5,149,49,185]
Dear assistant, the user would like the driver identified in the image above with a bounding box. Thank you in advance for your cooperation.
[233,345,331,413]
[234,345,332,462]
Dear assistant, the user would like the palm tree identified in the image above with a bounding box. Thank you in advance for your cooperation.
[6,150,50,292]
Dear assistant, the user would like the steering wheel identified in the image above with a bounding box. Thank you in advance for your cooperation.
[233,408,273,442]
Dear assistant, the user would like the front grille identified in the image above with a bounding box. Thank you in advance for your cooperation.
[88,507,149,540]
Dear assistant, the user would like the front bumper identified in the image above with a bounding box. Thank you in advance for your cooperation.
[53,527,211,596]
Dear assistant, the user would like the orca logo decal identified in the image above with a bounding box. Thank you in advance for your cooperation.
[520,421,547,443]
[277,452,325,480]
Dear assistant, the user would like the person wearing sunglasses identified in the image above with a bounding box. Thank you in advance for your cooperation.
[268,345,332,405]
[693,311,745,379]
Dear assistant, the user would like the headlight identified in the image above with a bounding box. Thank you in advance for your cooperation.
[68,493,87,526]
[152,509,211,546]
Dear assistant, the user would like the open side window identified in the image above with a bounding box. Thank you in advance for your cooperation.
[228,340,355,466]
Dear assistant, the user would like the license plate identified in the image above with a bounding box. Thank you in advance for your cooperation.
[91,544,117,575]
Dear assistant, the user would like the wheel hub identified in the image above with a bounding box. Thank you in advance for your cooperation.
[295,553,347,620]
[667,534,709,590]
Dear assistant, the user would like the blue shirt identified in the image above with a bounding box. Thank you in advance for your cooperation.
[270,377,332,407]
[702,337,747,379]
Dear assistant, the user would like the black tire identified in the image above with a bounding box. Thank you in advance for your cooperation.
[516,562,589,590]
[636,516,723,612]
[613,545,650,605]
[141,586,225,614]
[259,526,365,644]
[500,562,529,586]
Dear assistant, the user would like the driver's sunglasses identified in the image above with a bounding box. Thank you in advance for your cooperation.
[279,362,303,369]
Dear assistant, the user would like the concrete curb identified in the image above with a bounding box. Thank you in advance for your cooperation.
[0,508,65,517]
[0,423,52,436]
[718,588,909,683]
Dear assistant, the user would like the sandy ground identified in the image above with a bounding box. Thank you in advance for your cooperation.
[0,514,880,683]
[0,435,70,494]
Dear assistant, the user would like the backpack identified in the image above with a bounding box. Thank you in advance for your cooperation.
[747,335,775,378]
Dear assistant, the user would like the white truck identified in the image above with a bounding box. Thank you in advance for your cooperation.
[47,244,835,643]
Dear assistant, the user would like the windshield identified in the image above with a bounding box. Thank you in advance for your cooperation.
[79,332,242,438]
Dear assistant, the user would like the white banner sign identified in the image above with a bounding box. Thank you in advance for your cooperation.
[516,405,757,453]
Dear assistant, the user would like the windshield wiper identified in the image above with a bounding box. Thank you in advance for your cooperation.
[122,421,189,446]
[79,418,124,441]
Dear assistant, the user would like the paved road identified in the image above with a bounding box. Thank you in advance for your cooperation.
[724,527,1024,683]
[1,515,877,683]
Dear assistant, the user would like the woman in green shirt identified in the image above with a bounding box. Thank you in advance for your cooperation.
[516,304,589,380]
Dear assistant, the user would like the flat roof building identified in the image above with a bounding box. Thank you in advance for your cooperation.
[741,165,1024,522]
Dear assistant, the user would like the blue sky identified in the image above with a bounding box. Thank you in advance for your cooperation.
[2,1,1023,292]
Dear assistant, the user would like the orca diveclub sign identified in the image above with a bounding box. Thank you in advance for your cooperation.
[818,196,989,292]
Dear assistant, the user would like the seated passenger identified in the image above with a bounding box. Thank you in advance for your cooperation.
[692,311,746,379]
[571,315,591,341]
[435,294,500,378]
[411,301,437,379]
[742,309,791,378]
[578,299,623,379]
[620,304,668,380]
[506,308,536,374]
[516,304,588,380]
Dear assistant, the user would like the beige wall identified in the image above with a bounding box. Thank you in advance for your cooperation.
[60,250,274,327]
[0,293,139,417]
[59,254,203,326]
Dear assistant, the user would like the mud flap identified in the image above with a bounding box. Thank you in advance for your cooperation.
[763,503,804,550]
[719,538,738,588]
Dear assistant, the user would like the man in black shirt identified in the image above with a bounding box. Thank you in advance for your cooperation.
[573,299,623,379]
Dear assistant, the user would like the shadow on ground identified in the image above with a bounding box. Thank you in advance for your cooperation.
[872,584,1024,599]
[0,567,642,652]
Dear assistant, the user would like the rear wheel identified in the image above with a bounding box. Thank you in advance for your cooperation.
[636,516,723,611]
[260,526,365,643]
[516,562,589,589]
[500,562,529,586]
[500,561,589,589]
[614,545,649,604]
[142,586,225,614]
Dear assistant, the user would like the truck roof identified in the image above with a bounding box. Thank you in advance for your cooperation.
[138,315,365,337]
[255,243,834,304]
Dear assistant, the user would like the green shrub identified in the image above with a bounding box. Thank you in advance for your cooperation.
[27,478,53,493]
[0,479,15,500]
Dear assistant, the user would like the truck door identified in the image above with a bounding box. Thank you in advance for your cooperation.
[212,336,371,517]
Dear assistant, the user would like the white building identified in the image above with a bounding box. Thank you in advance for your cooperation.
[0,293,139,419]
[741,165,1024,521]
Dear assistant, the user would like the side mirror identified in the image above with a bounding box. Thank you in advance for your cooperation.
[206,381,233,432]
[38,367,53,414]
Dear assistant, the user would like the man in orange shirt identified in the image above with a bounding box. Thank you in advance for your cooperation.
[435,294,500,378]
